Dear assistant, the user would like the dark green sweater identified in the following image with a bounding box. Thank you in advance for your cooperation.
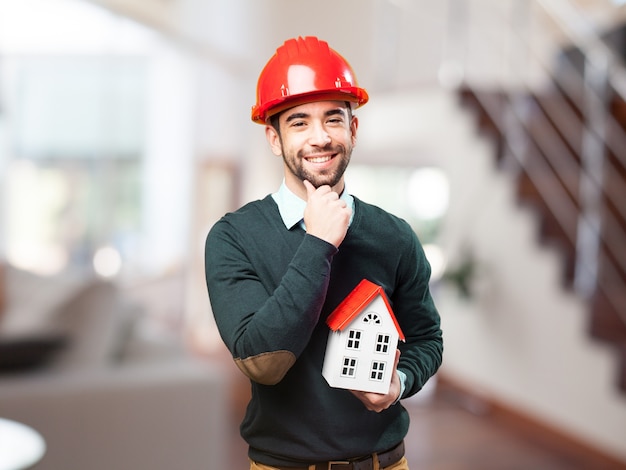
[205,195,442,466]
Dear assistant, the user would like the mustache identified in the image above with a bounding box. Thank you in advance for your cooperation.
[298,143,345,159]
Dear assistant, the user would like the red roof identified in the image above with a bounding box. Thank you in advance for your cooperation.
[326,279,405,341]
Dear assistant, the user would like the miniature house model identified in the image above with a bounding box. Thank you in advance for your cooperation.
[322,279,405,394]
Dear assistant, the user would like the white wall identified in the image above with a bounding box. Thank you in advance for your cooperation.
[140,41,196,274]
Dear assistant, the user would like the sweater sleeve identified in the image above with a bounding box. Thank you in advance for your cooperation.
[205,217,337,385]
[393,225,444,398]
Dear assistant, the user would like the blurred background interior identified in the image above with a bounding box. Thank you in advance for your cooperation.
[0,0,625,469]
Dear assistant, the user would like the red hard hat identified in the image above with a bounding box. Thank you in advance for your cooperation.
[251,36,369,124]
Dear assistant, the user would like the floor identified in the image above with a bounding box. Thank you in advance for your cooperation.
[222,368,626,470]
[402,388,625,470]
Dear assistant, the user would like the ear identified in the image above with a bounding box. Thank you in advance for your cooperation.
[350,115,359,147]
[265,125,283,156]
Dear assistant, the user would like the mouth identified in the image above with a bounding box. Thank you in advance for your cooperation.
[304,154,334,164]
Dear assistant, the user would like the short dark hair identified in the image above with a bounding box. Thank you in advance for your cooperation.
[269,113,281,136]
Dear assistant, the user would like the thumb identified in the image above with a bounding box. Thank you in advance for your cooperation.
[303,180,316,198]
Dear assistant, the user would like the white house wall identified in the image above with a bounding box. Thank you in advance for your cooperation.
[322,296,399,394]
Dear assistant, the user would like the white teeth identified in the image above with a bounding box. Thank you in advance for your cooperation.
[307,156,332,163]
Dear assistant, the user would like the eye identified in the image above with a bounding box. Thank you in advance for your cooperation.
[327,117,344,125]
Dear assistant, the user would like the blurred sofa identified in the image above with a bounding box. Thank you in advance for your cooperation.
[0,266,227,470]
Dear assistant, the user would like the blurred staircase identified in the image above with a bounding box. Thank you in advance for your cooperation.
[457,18,626,394]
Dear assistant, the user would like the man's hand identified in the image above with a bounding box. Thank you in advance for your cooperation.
[350,350,401,413]
[303,180,351,248]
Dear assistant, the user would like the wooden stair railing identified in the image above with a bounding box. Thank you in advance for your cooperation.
[458,83,626,394]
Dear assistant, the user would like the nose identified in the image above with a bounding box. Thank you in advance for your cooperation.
[309,122,331,146]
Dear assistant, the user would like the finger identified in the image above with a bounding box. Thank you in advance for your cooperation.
[393,349,401,368]
[303,180,316,198]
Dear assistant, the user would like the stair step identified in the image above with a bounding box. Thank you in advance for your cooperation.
[590,299,626,396]
[459,88,506,162]
[610,94,626,127]
[589,288,626,343]
[618,346,626,393]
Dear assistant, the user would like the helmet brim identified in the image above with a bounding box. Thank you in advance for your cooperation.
[251,88,369,125]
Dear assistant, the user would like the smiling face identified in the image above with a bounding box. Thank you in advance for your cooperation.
[265,100,358,200]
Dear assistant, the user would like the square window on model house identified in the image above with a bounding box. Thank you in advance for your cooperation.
[370,361,386,381]
[346,329,362,350]
[375,333,391,353]
[341,357,358,378]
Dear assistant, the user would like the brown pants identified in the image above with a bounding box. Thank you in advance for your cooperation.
[250,456,409,470]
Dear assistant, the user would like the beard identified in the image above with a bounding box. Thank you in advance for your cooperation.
[282,142,352,189]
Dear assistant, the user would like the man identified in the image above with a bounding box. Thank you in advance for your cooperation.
[205,36,443,470]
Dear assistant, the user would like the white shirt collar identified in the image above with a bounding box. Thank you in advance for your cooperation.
[271,181,354,230]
